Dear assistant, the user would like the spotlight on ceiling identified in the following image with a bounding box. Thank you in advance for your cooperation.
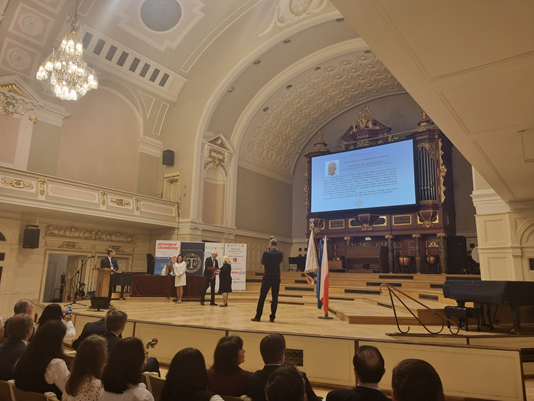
[286,85,293,90]
[283,39,291,44]
[336,17,344,22]
[364,50,372,54]
[227,86,234,92]
[314,66,322,71]
[254,59,261,65]
[263,106,269,112]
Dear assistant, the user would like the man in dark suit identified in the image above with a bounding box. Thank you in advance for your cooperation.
[251,238,283,322]
[246,333,319,401]
[200,251,219,305]
[0,314,33,380]
[100,248,119,271]
[326,346,390,401]
[3,299,33,339]
[72,308,118,350]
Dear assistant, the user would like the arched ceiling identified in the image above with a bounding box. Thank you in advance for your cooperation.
[237,49,405,176]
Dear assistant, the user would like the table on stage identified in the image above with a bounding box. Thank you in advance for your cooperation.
[130,275,203,298]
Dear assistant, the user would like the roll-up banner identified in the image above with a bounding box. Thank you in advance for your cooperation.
[154,240,180,275]
[180,242,205,277]
[224,243,247,291]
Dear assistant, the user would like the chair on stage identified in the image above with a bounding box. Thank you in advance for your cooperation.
[6,380,59,401]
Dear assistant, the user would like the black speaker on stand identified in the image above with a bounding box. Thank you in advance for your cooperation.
[447,236,468,274]
[162,150,174,166]
[23,225,40,249]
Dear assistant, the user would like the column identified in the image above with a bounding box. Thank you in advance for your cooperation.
[385,235,394,273]
[437,233,447,274]
[412,234,421,274]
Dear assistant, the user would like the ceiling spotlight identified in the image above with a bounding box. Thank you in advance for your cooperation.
[283,39,291,44]
[263,106,269,112]
[314,66,322,71]
[336,17,344,22]
[254,59,261,65]
[227,86,234,92]
[364,50,372,54]
[286,85,293,90]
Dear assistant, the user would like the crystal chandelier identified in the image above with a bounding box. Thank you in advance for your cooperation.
[36,4,97,101]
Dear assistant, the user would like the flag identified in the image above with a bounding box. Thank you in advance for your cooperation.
[317,236,330,313]
[316,238,323,309]
[304,229,319,286]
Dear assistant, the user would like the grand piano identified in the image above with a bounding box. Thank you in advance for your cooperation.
[443,280,534,332]
[110,272,145,299]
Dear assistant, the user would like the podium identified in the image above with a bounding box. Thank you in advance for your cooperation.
[94,268,112,297]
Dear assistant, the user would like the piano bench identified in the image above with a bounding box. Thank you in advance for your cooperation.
[445,306,482,332]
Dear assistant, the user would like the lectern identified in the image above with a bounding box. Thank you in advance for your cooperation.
[95,268,112,297]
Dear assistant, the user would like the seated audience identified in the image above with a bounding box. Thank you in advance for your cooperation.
[0,314,33,380]
[37,303,76,341]
[13,320,70,398]
[391,359,444,401]
[75,283,87,299]
[0,316,4,338]
[73,308,114,350]
[3,299,33,339]
[99,337,153,401]
[101,309,160,375]
[246,333,319,401]
[208,335,252,396]
[327,345,390,401]
[161,347,224,401]
[64,335,107,401]
[265,365,305,401]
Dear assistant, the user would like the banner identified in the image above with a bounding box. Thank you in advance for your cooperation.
[180,242,205,277]
[205,242,225,291]
[154,240,180,275]
[224,243,247,291]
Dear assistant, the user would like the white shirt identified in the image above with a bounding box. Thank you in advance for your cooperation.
[99,383,154,401]
[44,358,70,392]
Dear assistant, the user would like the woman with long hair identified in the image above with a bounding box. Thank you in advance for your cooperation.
[161,348,223,401]
[13,320,69,398]
[37,303,76,340]
[217,256,232,307]
[63,335,107,401]
[99,337,153,401]
[207,335,251,397]
[174,254,187,304]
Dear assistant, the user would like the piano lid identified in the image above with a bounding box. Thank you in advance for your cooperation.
[443,280,534,305]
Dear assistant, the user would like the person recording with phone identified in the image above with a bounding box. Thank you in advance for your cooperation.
[35,303,76,341]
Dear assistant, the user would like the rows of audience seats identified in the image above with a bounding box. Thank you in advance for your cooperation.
[0,300,444,401]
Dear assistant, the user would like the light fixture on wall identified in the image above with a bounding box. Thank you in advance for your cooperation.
[36,0,97,101]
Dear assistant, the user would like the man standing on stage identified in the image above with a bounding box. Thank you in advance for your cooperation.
[101,248,119,271]
[251,238,283,322]
[201,251,219,305]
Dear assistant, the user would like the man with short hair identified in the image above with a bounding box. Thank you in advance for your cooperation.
[328,161,338,176]
[200,251,220,306]
[101,309,160,375]
[72,308,115,350]
[391,359,444,401]
[246,333,319,401]
[3,299,34,338]
[0,314,33,380]
[251,238,283,322]
[101,248,119,271]
[327,345,390,401]
[265,365,305,401]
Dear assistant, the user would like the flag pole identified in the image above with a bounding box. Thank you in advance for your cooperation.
[318,234,333,320]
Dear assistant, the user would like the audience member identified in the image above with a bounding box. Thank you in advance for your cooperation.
[37,303,76,341]
[246,333,319,401]
[0,316,4,339]
[64,335,107,401]
[73,308,115,350]
[101,309,160,375]
[3,299,33,338]
[100,337,153,401]
[75,283,87,299]
[265,365,305,401]
[0,314,33,380]
[13,320,69,398]
[208,335,252,396]
[327,345,390,401]
[161,347,224,401]
[391,359,444,401]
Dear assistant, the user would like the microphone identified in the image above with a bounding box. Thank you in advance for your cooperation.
[86,255,95,259]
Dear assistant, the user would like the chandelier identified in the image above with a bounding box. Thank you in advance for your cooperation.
[36,4,97,101]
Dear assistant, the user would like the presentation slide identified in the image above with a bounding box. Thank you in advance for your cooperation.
[310,139,416,213]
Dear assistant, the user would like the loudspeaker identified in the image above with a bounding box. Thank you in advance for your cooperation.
[146,253,155,275]
[162,149,174,166]
[447,236,467,274]
[23,225,40,249]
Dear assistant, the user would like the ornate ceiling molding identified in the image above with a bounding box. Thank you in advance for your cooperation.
[239,50,406,176]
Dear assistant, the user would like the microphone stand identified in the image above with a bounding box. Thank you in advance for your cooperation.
[65,256,93,307]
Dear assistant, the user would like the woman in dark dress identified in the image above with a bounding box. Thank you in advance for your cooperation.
[218,256,232,307]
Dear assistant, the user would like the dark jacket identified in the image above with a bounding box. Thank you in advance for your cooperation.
[246,365,318,401]
[72,318,106,350]
[261,248,283,275]
[0,340,27,380]
[203,257,219,280]
[100,256,119,271]
[326,386,391,401]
